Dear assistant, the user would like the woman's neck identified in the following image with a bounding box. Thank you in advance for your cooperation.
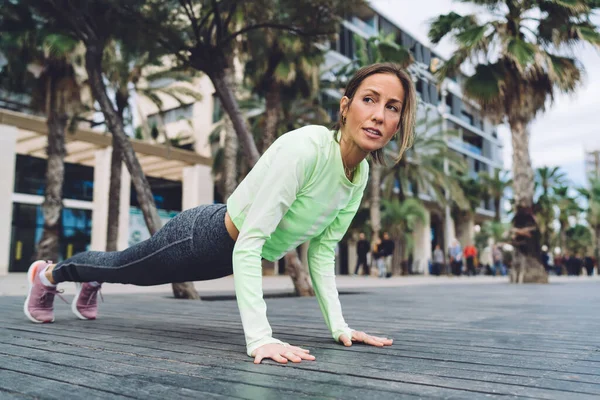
[339,128,368,171]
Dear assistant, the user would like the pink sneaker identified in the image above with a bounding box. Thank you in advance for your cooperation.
[24,260,65,323]
[72,282,103,320]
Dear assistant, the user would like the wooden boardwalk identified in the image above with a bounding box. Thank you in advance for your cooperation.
[1,280,599,399]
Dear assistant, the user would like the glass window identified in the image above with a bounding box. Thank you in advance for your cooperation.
[14,155,94,201]
[130,176,182,212]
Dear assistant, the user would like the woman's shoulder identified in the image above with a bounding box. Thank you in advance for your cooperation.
[276,125,332,146]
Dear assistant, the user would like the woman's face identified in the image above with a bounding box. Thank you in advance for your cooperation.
[340,73,405,153]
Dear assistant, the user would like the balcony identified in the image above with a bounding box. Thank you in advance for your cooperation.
[448,137,483,157]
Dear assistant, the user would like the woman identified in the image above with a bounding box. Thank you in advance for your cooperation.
[24,62,417,364]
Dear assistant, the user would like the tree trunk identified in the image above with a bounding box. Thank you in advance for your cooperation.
[35,102,67,262]
[494,197,501,222]
[209,68,261,167]
[223,117,238,200]
[284,249,314,296]
[262,80,280,152]
[106,136,122,252]
[509,119,548,284]
[85,45,199,299]
[370,164,382,240]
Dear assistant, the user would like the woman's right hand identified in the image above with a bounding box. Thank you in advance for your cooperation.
[252,343,316,364]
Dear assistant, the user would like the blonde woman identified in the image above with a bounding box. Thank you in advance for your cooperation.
[25,62,417,364]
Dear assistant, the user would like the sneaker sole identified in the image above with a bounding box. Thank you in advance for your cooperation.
[71,283,95,320]
[23,260,54,324]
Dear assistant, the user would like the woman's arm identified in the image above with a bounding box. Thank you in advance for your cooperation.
[231,136,316,358]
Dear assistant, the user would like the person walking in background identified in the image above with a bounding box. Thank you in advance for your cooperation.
[480,240,493,276]
[354,232,370,276]
[372,237,386,278]
[492,244,505,276]
[583,254,594,276]
[541,245,551,274]
[381,232,395,278]
[432,244,445,276]
[449,239,463,276]
[463,243,477,276]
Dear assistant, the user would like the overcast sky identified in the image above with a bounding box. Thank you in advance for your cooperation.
[371,0,600,187]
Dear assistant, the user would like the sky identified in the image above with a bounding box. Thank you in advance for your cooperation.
[370,0,600,187]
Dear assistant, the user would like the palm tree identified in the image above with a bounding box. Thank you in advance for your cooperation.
[101,40,202,252]
[554,185,582,251]
[0,3,82,262]
[428,1,600,283]
[334,32,413,240]
[452,173,485,244]
[578,177,600,261]
[243,30,324,152]
[25,0,199,298]
[534,166,566,247]
[479,169,512,222]
[381,198,428,275]
[382,108,467,207]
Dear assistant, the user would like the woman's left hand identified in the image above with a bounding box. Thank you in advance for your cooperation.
[338,331,393,347]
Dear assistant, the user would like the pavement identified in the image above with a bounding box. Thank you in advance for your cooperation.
[1,272,598,297]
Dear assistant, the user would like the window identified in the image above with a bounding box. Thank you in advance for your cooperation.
[461,110,474,126]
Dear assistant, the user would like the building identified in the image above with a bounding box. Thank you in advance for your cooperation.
[322,5,504,274]
[585,149,600,180]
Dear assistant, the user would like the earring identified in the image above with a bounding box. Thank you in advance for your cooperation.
[342,116,346,125]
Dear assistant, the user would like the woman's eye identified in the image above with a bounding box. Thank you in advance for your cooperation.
[363,97,374,103]
[387,105,399,112]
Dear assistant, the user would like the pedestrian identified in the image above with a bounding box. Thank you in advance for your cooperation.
[381,232,395,277]
[583,254,594,276]
[372,237,386,278]
[354,232,370,276]
[22,62,417,364]
[492,244,505,276]
[449,239,463,276]
[432,244,444,276]
[463,243,477,276]
[480,241,493,276]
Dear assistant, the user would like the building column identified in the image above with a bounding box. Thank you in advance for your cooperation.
[182,164,213,210]
[412,209,431,275]
[91,147,131,251]
[0,125,18,275]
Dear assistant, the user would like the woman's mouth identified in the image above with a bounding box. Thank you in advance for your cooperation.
[363,127,382,139]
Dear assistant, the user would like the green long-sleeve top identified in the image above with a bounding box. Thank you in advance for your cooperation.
[227,125,369,356]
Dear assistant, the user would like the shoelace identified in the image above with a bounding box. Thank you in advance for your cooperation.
[40,286,68,305]
[83,286,104,306]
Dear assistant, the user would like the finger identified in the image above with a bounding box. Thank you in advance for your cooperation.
[254,354,264,364]
[363,336,385,347]
[371,336,394,345]
[339,334,352,347]
[272,353,288,364]
[288,345,311,353]
[283,352,302,363]
[297,351,316,361]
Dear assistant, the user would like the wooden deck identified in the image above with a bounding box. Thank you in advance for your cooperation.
[1,280,599,399]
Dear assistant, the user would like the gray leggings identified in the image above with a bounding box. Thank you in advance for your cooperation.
[52,204,235,286]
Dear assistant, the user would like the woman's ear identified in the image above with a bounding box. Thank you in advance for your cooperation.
[339,96,350,119]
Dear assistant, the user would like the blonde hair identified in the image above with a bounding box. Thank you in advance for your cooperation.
[332,63,417,164]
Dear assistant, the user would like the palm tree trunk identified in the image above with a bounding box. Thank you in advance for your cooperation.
[509,119,547,284]
[284,250,314,296]
[35,95,67,261]
[85,45,199,299]
[263,81,280,152]
[494,197,501,222]
[370,164,383,240]
[106,135,122,252]
[223,117,238,200]
[209,68,261,167]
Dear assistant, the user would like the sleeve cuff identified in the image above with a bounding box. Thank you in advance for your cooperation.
[246,337,287,357]
[332,327,354,343]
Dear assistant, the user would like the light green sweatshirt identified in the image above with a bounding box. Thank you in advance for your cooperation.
[227,125,369,356]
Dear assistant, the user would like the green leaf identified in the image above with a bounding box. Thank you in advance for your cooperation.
[455,24,488,50]
[428,12,465,44]
[463,63,504,103]
[506,38,536,69]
